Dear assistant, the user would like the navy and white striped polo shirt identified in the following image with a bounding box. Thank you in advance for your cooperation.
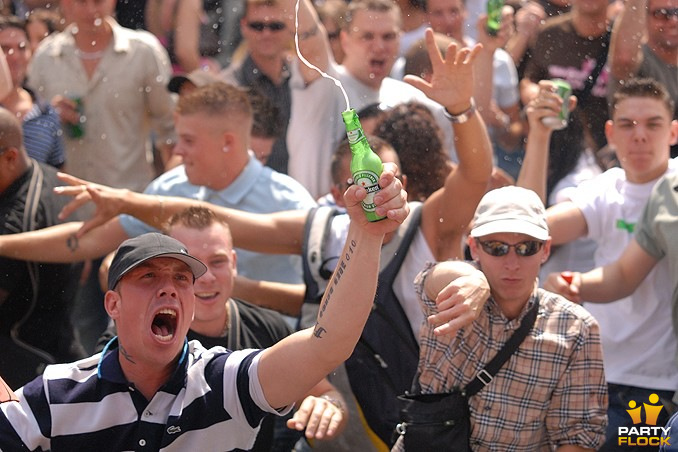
[0,339,289,451]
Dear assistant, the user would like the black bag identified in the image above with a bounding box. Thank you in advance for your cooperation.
[395,389,471,452]
[394,300,539,451]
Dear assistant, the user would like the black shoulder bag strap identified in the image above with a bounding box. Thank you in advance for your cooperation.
[464,300,539,397]
[10,161,56,366]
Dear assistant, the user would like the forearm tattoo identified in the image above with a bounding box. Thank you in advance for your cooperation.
[66,233,79,252]
[313,239,356,339]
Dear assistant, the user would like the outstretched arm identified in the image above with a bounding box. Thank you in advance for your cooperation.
[543,238,657,304]
[405,28,494,261]
[505,1,545,67]
[257,165,409,409]
[173,0,208,73]
[516,80,576,202]
[55,173,308,255]
[473,10,513,127]
[608,0,646,81]
[0,217,128,263]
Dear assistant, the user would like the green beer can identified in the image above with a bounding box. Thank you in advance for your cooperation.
[341,109,386,222]
[541,79,572,130]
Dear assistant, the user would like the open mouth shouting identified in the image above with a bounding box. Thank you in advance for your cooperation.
[368,58,388,76]
[152,308,178,342]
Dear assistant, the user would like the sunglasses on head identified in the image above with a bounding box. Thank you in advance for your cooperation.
[650,7,678,20]
[247,21,286,32]
[477,239,544,257]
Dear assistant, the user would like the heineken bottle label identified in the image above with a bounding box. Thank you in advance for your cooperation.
[353,170,380,211]
[346,128,365,145]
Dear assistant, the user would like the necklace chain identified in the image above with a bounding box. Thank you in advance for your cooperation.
[74,48,106,60]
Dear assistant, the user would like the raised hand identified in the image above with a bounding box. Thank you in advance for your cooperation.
[343,162,409,236]
[54,172,131,237]
[543,271,582,303]
[525,80,577,134]
[403,27,482,114]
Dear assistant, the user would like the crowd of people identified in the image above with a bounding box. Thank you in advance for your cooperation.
[0,0,677,450]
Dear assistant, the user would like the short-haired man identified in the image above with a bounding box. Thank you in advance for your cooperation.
[96,206,348,450]
[521,77,678,450]
[0,109,85,388]
[545,170,678,449]
[0,169,408,450]
[120,82,316,285]
[5,82,315,288]
[394,186,608,450]
[221,0,296,173]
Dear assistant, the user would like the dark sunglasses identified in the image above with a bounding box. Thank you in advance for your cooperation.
[247,21,286,32]
[650,8,678,20]
[477,239,544,257]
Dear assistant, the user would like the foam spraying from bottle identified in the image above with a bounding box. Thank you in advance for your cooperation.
[294,0,351,112]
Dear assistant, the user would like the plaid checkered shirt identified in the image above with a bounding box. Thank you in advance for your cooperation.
[407,262,608,451]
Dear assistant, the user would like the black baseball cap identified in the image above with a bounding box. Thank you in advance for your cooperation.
[108,233,207,290]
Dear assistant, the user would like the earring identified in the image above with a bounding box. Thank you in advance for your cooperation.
[223,146,230,153]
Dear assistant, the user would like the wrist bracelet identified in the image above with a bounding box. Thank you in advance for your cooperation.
[443,99,477,124]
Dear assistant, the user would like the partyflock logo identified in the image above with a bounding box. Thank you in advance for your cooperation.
[618,394,670,447]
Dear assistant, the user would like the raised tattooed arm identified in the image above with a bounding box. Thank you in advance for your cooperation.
[256,164,408,409]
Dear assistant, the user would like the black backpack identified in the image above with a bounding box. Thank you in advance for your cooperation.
[300,203,423,446]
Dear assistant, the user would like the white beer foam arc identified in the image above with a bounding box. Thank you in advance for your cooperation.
[294,0,351,112]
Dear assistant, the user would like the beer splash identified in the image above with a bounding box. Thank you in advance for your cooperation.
[294,0,350,112]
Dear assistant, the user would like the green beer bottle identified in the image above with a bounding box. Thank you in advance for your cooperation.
[341,109,386,222]
[486,0,505,36]
[66,97,85,139]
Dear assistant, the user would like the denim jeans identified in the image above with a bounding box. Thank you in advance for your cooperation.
[599,383,676,452]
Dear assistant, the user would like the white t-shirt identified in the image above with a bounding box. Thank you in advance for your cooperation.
[574,159,678,390]
[540,149,602,278]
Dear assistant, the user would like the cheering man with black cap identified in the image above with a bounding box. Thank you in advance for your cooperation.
[0,166,408,451]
